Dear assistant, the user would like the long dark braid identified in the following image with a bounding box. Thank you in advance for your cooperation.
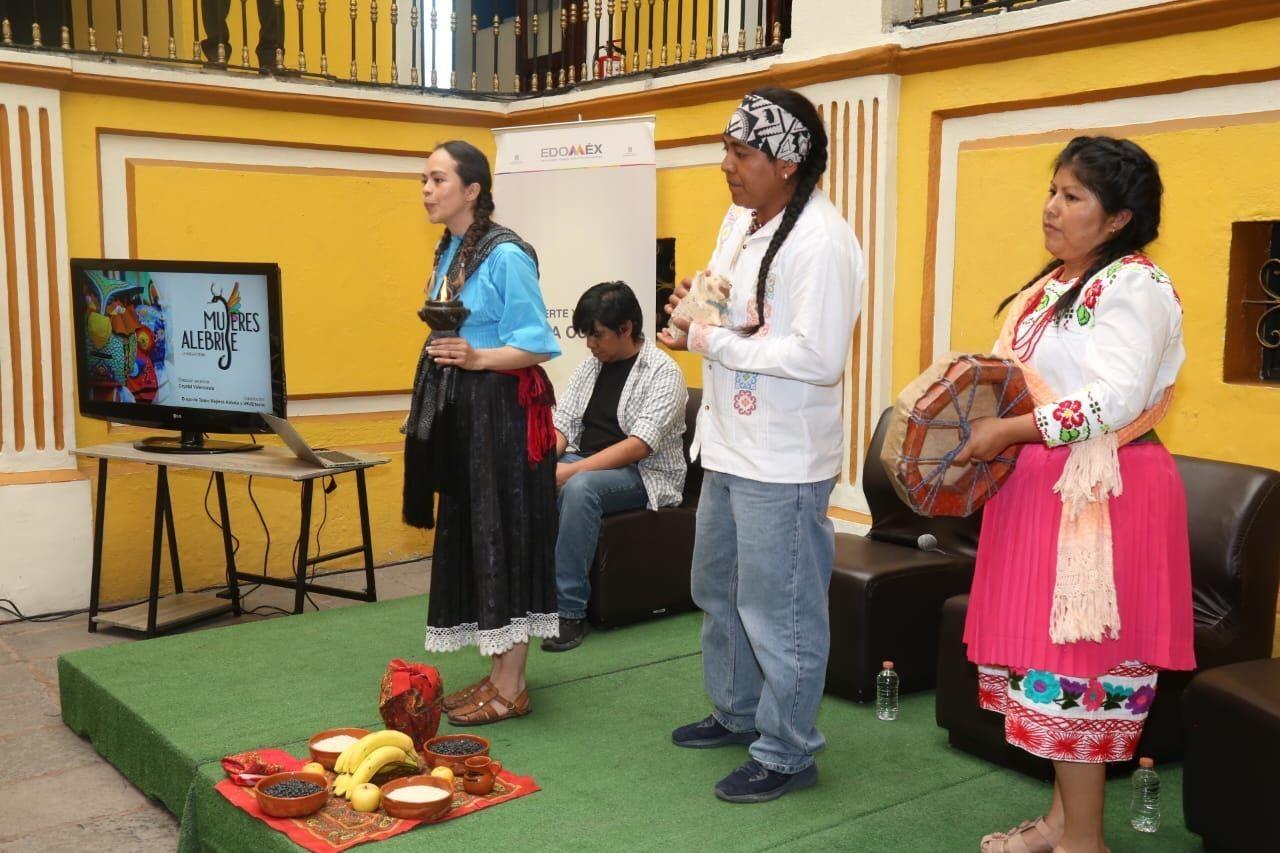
[997,136,1163,321]
[428,140,496,299]
[740,87,828,337]
[448,191,494,297]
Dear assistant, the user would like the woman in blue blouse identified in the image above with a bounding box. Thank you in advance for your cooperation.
[403,140,561,726]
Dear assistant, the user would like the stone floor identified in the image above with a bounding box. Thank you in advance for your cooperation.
[0,559,430,852]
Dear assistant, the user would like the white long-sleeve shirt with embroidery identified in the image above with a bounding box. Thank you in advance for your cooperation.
[1017,256,1184,448]
[687,192,865,483]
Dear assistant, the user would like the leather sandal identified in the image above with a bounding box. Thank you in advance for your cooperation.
[442,677,491,712]
[446,682,531,726]
[979,816,1062,853]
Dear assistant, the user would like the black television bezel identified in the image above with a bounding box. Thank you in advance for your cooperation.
[69,258,287,436]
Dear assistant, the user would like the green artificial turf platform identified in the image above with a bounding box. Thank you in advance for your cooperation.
[59,596,1202,851]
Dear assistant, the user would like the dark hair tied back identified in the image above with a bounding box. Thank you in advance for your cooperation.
[998,135,1163,321]
[739,87,828,337]
[429,140,495,297]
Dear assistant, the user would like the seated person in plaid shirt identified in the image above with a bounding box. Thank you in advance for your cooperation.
[543,282,689,651]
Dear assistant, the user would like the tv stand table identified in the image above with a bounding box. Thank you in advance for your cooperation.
[74,443,389,638]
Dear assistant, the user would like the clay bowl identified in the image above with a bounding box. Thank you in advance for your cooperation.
[421,734,490,776]
[253,771,330,818]
[380,774,455,822]
[308,727,369,771]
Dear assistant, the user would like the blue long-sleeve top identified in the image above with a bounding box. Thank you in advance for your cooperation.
[429,235,561,356]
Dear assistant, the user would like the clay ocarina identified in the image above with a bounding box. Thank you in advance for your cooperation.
[666,270,730,341]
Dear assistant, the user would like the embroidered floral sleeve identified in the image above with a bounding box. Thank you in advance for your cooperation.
[1034,259,1182,447]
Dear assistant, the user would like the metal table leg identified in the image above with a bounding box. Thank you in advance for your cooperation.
[214,472,241,616]
[87,459,108,633]
[145,466,170,637]
[293,478,315,615]
[356,468,377,602]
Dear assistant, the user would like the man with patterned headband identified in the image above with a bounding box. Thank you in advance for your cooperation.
[659,88,864,803]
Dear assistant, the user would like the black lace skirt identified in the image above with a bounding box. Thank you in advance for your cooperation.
[414,369,559,655]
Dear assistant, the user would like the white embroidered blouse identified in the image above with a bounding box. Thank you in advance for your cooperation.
[1016,255,1185,448]
[687,192,865,483]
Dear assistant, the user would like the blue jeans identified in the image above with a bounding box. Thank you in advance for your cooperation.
[691,471,837,774]
[554,453,648,619]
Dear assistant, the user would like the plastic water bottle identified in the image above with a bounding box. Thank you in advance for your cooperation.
[876,660,899,721]
[1129,757,1161,833]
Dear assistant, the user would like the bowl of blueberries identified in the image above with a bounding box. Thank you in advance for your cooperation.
[253,771,330,818]
[421,734,490,776]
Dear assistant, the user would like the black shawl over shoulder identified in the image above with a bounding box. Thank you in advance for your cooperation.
[402,225,538,529]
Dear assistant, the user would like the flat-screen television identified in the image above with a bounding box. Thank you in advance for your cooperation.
[70,258,286,453]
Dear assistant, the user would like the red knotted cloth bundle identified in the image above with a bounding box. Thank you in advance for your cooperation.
[378,659,444,751]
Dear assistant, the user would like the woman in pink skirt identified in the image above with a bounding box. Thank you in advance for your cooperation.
[955,136,1195,853]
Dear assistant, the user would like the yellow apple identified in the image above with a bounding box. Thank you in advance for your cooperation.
[429,766,455,787]
[349,783,381,813]
[301,762,326,777]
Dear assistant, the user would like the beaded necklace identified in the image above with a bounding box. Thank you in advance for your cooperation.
[728,210,765,271]
[1010,267,1075,361]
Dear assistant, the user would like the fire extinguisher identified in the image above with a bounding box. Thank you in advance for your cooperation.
[595,38,624,79]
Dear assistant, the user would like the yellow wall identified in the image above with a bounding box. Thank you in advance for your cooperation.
[893,16,1280,470]
[61,87,737,603]
[61,90,490,602]
[61,13,1280,605]
[656,161,728,387]
[952,121,1280,464]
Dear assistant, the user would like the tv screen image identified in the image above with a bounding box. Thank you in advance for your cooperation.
[71,259,286,453]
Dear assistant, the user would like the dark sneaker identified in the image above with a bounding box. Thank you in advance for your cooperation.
[714,760,818,803]
[671,715,759,749]
[540,617,589,652]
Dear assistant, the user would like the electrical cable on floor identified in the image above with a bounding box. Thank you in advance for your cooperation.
[0,554,426,625]
[0,597,138,624]
[7,458,391,624]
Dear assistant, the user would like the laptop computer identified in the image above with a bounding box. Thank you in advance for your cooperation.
[261,413,365,469]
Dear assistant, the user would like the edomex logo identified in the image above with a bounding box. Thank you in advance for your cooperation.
[180,281,262,370]
[539,142,604,160]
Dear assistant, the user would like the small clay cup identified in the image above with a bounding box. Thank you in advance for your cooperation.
[462,755,502,796]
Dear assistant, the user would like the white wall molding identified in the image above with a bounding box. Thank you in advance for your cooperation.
[0,82,75,473]
[800,75,900,516]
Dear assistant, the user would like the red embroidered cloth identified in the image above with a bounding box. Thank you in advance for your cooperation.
[216,749,540,852]
[221,749,290,787]
[378,660,443,752]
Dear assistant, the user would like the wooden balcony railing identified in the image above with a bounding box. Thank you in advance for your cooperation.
[900,0,1071,29]
[0,2,790,97]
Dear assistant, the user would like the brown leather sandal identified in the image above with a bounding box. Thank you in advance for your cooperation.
[446,682,531,726]
[979,817,1062,853]
[442,677,491,712]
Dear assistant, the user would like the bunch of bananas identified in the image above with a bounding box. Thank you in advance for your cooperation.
[331,730,420,798]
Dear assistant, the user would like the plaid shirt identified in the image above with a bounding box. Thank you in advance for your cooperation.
[553,339,688,510]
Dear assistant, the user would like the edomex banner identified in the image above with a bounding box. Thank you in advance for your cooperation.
[492,117,657,391]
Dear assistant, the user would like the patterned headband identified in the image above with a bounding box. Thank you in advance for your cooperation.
[725,93,812,164]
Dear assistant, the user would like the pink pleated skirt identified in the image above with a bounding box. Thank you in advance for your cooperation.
[963,441,1196,679]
